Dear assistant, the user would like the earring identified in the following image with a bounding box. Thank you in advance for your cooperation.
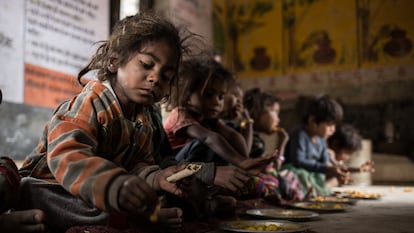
[108,63,116,73]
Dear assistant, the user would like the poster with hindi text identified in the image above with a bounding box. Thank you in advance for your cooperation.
[24,0,109,108]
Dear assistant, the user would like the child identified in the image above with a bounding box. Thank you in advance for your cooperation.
[0,89,45,233]
[221,81,253,152]
[326,124,375,187]
[163,55,275,217]
[164,55,275,172]
[242,88,304,202]
[16,13,192,232]
[283,94,347,197]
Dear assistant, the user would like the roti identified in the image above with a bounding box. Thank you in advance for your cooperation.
[166,164,202,182]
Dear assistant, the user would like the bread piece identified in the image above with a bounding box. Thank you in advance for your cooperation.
[166,164,202,183]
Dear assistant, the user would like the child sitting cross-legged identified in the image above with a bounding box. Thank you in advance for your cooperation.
[16,13,195,232]
[241,88,305,203]
[283,95,347,197]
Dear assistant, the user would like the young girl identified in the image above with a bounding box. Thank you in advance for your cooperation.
[221,81,253,152]
[16,13,192,232]
[163,55,275,217]
[164,55,274,173]
[283,95,347,197]
[242,88,304,203]
[326,124,375,187]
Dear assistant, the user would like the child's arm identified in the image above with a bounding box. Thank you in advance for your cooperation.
[215,119,250,157]
[182,124,248,166]
[288,131,329,173]
[238,109,254,153]
[274,127,289,164]
[347,161,375,173]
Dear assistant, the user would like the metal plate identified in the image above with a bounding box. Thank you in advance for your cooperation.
[246,208,319,221]
[290,202,351,212]
[220,220,308,233]
[309,196,357,205]
[341,190,382,200]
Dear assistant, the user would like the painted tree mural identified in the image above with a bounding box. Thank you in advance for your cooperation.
[213,0,274,71]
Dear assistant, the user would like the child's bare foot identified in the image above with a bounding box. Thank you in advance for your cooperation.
[157,207,183,232]
[0,209,45,233]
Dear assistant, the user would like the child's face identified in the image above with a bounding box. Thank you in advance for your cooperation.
[335,149,354,162]
[114,39,177,106]
[223,86,243,119]
[313,121,336,138]
[188,79,226,119]
[256,102,280,134]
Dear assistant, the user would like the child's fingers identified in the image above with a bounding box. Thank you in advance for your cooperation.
[119,177,157,213]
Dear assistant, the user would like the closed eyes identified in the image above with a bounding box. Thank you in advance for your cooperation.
[140,60,175,82]
[140,60,154,69]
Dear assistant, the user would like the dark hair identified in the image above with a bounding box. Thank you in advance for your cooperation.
[328,124,362,152]
[77,12,192,88]
[167,54,234,108]
[243,88,280,121]
[302,95,343,125]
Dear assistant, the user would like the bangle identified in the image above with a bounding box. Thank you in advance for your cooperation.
[240,118,254,128]
[278,155,285,161]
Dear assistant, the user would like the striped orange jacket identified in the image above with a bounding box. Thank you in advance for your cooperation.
[19,80,174,212]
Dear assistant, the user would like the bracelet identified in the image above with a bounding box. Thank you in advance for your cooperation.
[240,118,254,128]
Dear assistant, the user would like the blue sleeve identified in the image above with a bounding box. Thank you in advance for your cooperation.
[288,129,328,173]
[320,139,331,165]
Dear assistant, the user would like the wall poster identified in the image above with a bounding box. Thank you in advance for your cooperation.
[0,0,25,103]
[24,0,109,108]
[0,0,109,108]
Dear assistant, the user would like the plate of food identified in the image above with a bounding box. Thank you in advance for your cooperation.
[220,220,308,233]
[309,196,357,205]
[246,208,319,221]
[290,202,351,213]
[340,190,382,200]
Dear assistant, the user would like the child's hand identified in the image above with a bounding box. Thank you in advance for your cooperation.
[267,150,284,170]
[337,171,352,186]
[327,165,349,184]
[154,164,189,197]
[360,160,375,173]
[275,127,289,147]
[239,154,277,175]
[118,176,158,215]
[214,165,249,195]
[235,105,247,120]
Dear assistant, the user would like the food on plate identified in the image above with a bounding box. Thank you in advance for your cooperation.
[246,208,319,221]
[403,187,413,192]
[291,202,350,212]
[311,196,351,203]
[221,220,308,232]
[344,190,381,199]
[242,223,282,231]
[303,203,343,209]
[166,163,202,182]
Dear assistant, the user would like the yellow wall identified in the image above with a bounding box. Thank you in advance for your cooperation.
[213,0,414,104]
